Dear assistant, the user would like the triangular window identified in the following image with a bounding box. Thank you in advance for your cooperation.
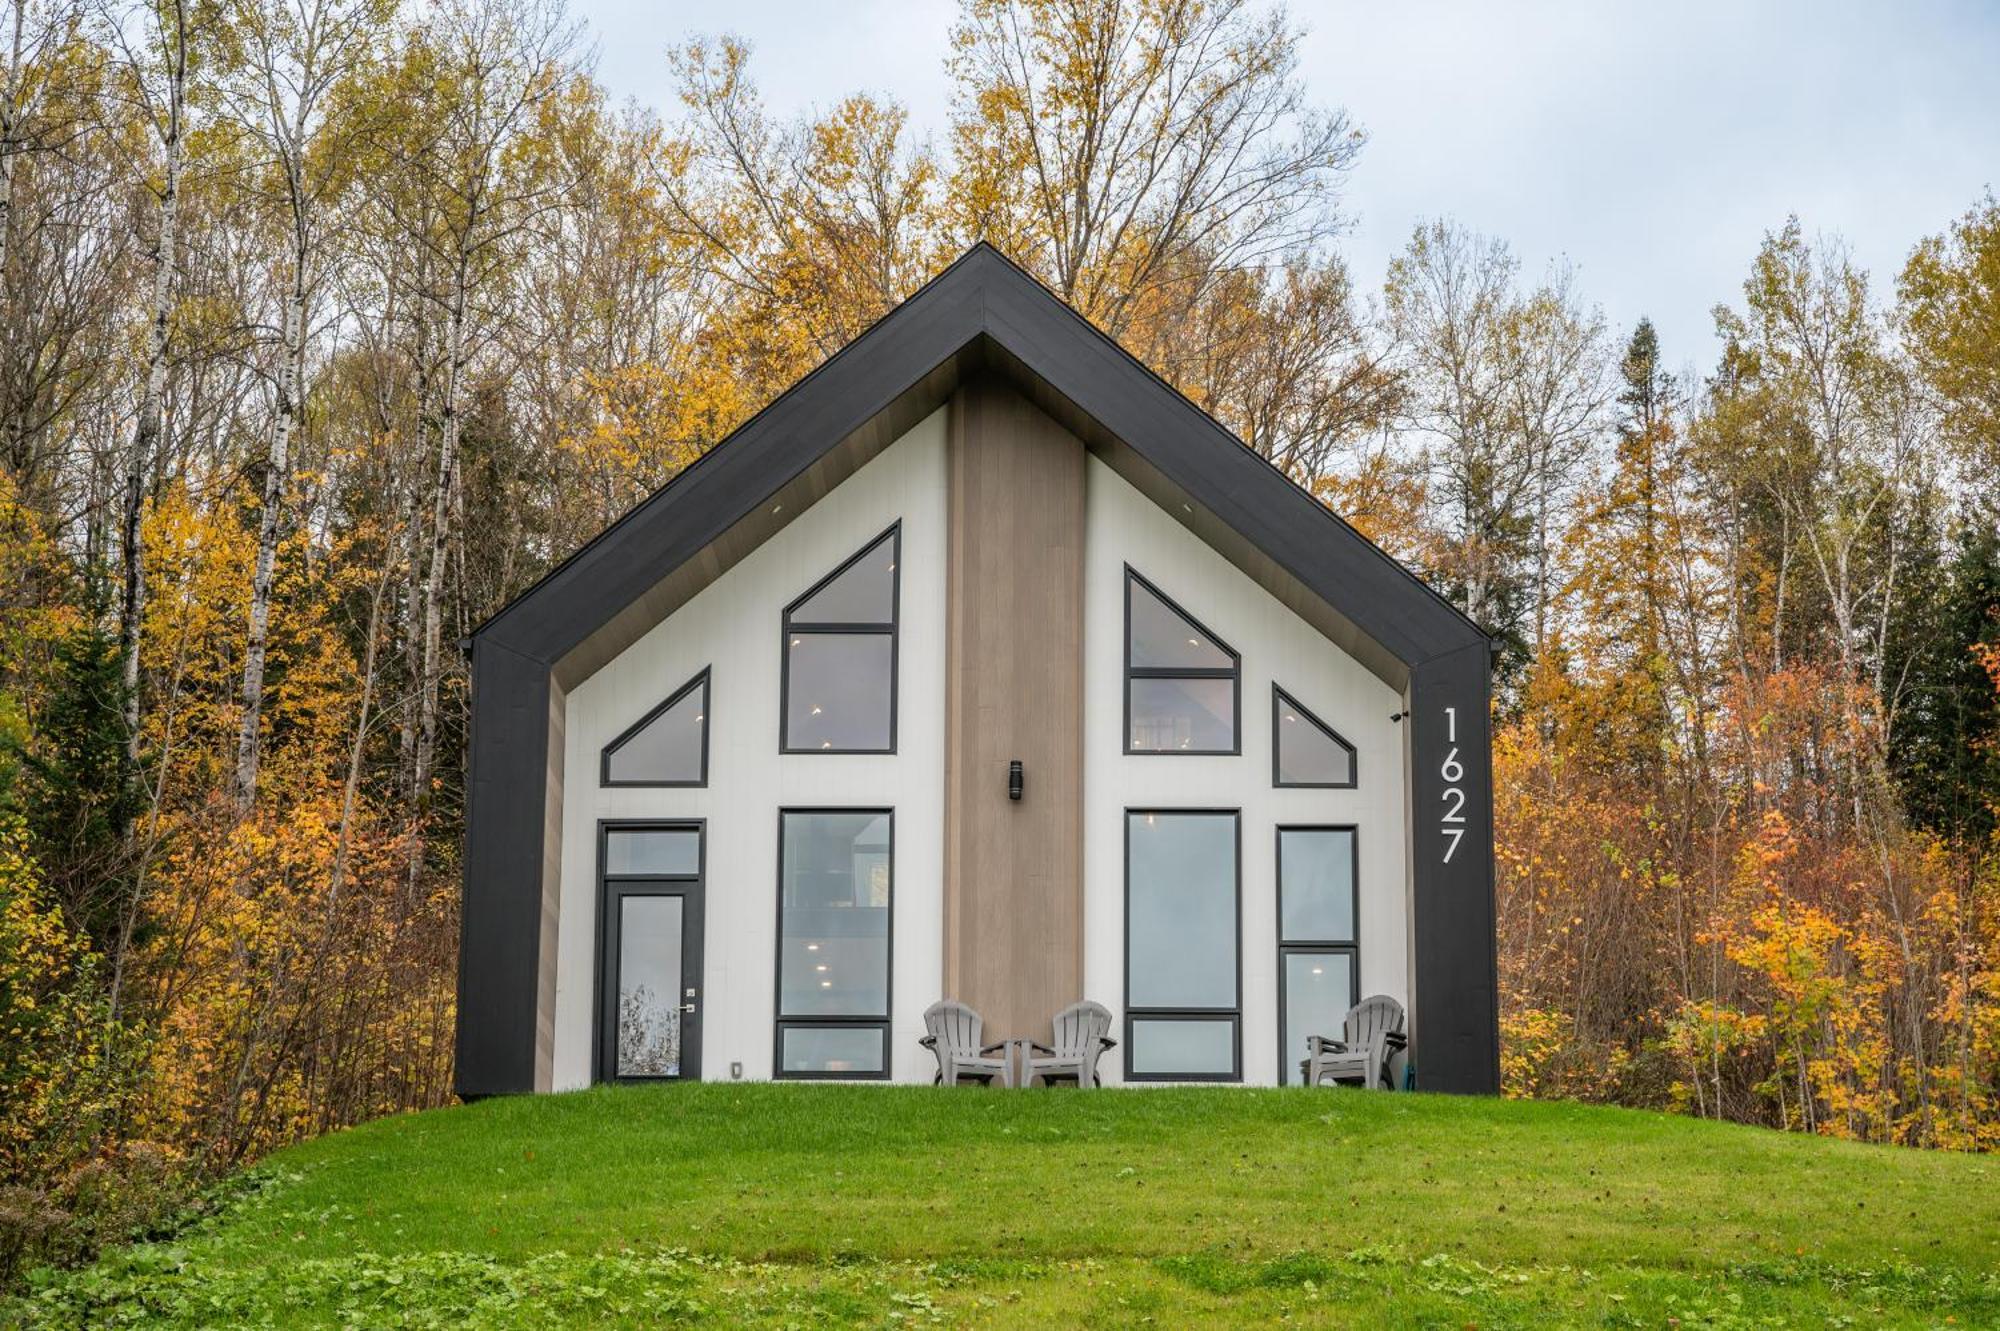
[789,530,897,625]
[602,669,709,786]
[1129,575,1233,670]
[1272,685,1356,787]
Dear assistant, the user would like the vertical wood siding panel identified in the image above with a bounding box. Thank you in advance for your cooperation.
[944,379,1087,1040]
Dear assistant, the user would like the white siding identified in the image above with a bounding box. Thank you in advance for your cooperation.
[552,419,1409,1091]
[552,408,948,1089]
[1081,457,1409,1085]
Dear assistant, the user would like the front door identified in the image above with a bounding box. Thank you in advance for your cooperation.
[597,822,705,1081]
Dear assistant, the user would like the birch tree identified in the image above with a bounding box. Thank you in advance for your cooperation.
[1385,219,1534,647]
[1499,264,1611,657]
[947,0,1362,341]
[223,0,385,810]
[0,0,84,285]
[99,0,198,804]
[382,0,574,828]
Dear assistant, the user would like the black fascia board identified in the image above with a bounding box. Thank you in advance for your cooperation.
[473,243,1485,674]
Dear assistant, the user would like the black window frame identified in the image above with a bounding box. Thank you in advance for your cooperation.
[1275,824,1361,1087]
[771,806,895,1081]
[1122,566,1241,756]
[780,523,901,755]
[1270,683,1357,789]
[1123,807,1243,1082]
[594,819,706,1084]
[600,667,711,788]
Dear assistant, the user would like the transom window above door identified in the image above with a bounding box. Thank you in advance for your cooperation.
[1125,568,1240,753]
[782,525,900,753]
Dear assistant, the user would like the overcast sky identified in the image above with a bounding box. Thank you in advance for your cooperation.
[573,0,2000,375]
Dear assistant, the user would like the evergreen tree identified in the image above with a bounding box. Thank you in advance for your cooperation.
[1886,503,2000,842]
[13,618,141,953]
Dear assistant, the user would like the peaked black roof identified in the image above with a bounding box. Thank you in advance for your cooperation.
[474,243,1484,675]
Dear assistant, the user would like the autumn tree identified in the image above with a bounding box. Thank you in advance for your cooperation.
[1901,192,2000,476]
[221,0,388,810]
[945,0,1361,339]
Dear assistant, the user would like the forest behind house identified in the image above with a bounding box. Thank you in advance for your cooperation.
[0,0,1996,1278]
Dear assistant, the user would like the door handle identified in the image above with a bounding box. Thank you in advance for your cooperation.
[681,1003,697,1014]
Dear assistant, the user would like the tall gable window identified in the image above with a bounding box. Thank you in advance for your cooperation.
[1272,685,1356,788]
[1276,827,1359,1085]
[1124,568,1239,753]
[775,809,893,1078]
[601,669,709,786]
[1125,810,1241,1080]
[782,525,900,753]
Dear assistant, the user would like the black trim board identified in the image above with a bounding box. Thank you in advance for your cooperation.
[456,242,1497,1097]
[1407,640,1500,1093]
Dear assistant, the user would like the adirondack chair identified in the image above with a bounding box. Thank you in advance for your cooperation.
[1301,995,1407,1090]
[919,1001,1010,1086]
[1022,1001,1118,1088]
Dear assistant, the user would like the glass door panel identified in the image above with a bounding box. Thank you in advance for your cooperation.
[616,895,685,1077]
[598,821,704,1083]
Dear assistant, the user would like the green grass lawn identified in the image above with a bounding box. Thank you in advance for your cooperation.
[13,1084,1999,1328]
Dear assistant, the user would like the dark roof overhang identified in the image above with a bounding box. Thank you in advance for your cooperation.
[473,243,1486,691]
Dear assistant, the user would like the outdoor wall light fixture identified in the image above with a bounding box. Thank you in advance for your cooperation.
[1008,759,1024,801]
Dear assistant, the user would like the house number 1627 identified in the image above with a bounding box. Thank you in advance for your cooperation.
[1439,706,1466,864]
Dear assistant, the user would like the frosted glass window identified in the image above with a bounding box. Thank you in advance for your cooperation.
[602,671,707,785]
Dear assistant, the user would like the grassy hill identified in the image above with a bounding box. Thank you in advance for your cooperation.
[13,1083,1998,1328]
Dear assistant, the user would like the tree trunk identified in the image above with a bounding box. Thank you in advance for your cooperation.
[233,236,306,811]
[120,5,187,833]
[411,247,467,814]
[0,0,24,290]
